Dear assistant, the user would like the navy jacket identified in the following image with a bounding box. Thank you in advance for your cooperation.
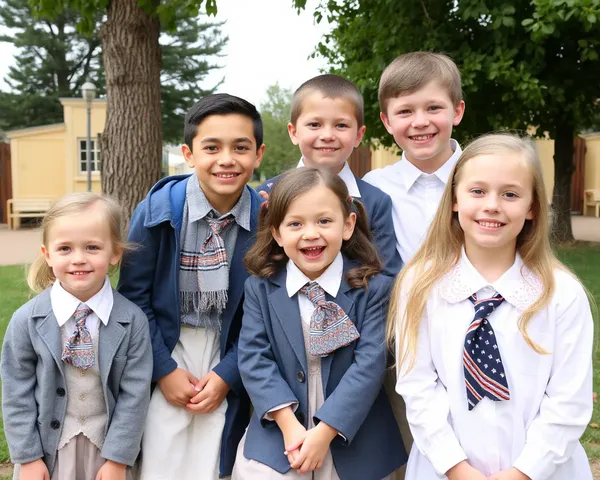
[238,259,407,480]
[257,175,402,277]
[118,174,262,477]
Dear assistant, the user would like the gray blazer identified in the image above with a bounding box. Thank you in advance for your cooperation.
[1,288,153,474]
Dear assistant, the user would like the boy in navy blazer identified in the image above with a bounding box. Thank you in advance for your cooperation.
[256,74,402,277]
[118,94,265,479]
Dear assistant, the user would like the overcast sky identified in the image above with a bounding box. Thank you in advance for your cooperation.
[0,0,331,108]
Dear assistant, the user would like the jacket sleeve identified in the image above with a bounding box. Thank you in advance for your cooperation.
[238,278,299,426]
[313,276,391,443]
[370,192,402,277]
[1,308,45,464]
[118,201,177,382]
[213,335,244,396]
[101,308,153,465]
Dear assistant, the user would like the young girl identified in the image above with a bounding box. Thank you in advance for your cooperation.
[1,192,153,480]
[232,167,407,480]
[390,134,594,480]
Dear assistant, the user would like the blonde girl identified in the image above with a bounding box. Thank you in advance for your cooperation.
[389,134,594,480]
[1,192,152,480]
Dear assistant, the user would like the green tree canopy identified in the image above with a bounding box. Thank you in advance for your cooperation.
[0,0,225,144]
[24,0,220,213]
[295,0,600,241]
[258,83,299,180]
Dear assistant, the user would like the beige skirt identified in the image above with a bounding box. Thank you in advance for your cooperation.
[13,434,134,480]
[138,326,227,480]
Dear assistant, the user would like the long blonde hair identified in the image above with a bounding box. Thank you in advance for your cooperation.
[28,192,129,293]
[388,133,562,372]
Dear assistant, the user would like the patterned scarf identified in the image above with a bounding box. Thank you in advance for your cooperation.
[180,203,234,328]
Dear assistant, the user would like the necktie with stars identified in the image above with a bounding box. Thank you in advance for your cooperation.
[62,304,95,370]
[463,293,510,410]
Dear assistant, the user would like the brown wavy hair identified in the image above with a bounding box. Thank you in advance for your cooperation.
[245,167,381,287]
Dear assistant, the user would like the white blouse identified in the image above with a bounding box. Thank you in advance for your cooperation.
[395,252,593,480]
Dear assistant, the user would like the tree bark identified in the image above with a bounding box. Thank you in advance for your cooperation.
[100,0,162,216]
[551,122,575,243]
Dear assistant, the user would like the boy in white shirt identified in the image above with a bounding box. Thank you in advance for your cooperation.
[363,52,466,264]
[362,51,466,480]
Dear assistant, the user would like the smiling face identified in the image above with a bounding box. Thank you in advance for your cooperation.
[381,80,465,173]
[272,183,356,280]
[288,92,366,173]
[183,113,265,214]
[453,152,534,261]
[42,203,122,302]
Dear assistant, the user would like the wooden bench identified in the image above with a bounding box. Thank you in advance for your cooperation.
[7,198,55,230]
[584,189,600,218]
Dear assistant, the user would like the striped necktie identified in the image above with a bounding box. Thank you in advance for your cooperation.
[463,293,510,410]
[62,304,95,370]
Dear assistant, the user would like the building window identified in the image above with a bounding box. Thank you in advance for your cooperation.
[78,138,101,173]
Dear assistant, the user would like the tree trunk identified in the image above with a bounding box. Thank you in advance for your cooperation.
[551,122,575,243]
[100,0,162,216]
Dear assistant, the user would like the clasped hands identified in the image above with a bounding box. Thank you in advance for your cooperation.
[276,411,337,474]
[157,367,229,413]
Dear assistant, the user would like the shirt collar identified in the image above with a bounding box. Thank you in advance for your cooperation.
[439,248,543,310]
[51,277,114,326]
[286,252,344,298]
[186,174,251,231]
[297,158,361,198]
[399,138,462,190]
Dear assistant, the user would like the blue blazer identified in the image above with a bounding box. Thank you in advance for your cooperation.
[238,259,407,480]
[257,175,402,277]
[118,174,262,477]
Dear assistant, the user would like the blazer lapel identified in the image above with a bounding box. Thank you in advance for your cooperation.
[98,310,127,387]
[270,283,307,372]
[321,271,356,389]
[36,312,65,375]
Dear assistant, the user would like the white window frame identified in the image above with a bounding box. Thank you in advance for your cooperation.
[78,138,101,173]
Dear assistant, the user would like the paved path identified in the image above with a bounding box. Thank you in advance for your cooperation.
[0,216,598,267]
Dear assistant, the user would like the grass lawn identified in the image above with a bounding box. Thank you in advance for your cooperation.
[0,244,598,470]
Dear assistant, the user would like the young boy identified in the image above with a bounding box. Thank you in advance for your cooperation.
[363,52,466,480]
[363,52,466,264]
[118,94,265,479]
[257,74,402,277]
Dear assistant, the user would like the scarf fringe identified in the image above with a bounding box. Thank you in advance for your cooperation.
[180,291,227,331]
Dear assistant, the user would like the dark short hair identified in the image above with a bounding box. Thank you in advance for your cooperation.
[291,74,364,127]
[184,93,263,151]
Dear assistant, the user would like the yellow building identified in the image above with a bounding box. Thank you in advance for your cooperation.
[371,137,600,217]
[7,98,106,201]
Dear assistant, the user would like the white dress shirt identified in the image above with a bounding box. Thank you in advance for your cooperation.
[298,158,361,198]
[51,277,113,334]
[363,139,461,263]
[395,251,593,480]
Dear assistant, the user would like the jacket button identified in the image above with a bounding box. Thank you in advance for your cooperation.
[296,371,305,383]
[296,412,305,424]
[50,420,60,429]
[56,388,65,397]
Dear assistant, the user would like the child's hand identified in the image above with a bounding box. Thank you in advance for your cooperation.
[446,461,487,480]
[95,460,127,480]
[282,420,307,467]
[289,421,337,474]
[157,368,199,407]
[258,190,270,201]
[487,468,530,480]
[186,371,230,414]
[19,458,50,480]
